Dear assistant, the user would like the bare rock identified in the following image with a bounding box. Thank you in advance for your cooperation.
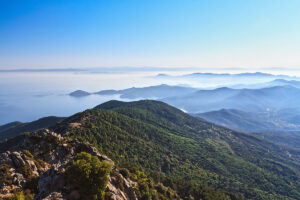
[0,151,13,166]
[87,146,114,165]
[26,159,38,171]
[10,152,26,168]
[41,192,64,200]
[107,181,127,200]
[0,129,136,200]
[12,173,26,187]
[37,167,60,198]
[123,178,138,200]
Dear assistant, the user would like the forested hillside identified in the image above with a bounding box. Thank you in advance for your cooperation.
[52,100,300,199]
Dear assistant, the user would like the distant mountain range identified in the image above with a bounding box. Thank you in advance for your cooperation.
[70,78,300,101]
[232,78,300,89]
[156,72,300,89]
[69,82,300,127]
[162,85,300,113]
[156,72,297,79]
[70,84,197,99]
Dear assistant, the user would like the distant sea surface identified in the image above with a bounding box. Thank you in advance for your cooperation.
[0,71,186,125]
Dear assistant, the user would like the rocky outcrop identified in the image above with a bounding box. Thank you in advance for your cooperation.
[107,174,138,200]
[10,152,26,168]
[42,192,64,200]
[0,129,137,200]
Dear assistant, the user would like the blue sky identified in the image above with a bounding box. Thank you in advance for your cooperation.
[0,0,300,69]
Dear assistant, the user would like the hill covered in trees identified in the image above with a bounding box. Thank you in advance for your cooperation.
[51,100,300,199]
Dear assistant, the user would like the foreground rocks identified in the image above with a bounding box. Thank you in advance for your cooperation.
[0,129,137,200]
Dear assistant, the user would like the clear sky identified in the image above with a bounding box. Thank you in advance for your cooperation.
[0,0,300,69]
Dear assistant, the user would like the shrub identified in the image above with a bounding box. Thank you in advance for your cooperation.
[0,164,12,185]
[24,132,31,137]
[33,159,46,170]
[23,150,34,159]
[65,152,112,200]
[5,192,25,200]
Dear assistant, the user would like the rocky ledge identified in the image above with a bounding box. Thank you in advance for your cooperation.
[0,129,137,200]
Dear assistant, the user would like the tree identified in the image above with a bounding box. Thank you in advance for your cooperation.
[65,152,112,200]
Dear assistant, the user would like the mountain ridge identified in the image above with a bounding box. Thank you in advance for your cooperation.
[0,116,65,141]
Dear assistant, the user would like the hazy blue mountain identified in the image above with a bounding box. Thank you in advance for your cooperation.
[155,72,300,89]
[157,72,294,79]
[95,89,119,95]
[270,79,300,88]
[117,84,197,99]
[0,116,64,141]
[162,85,300,113]
[232,79,300,89]
[71,84,197,99]
[69,90,90,97]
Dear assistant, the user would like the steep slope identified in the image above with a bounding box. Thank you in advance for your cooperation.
[52,100,300,199]
[0,116,64,142]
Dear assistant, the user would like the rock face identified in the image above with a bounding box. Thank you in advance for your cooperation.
[0,129,137,200]
[107,174,138,200]
[10,152,26,168]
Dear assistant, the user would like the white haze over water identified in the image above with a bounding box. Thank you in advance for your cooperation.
[0,71,189,125]
[1,68,300,125]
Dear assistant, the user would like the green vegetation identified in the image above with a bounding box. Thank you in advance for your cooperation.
[22,150,33,159]
[65,152,112,200]
[52,100,300,199]
[17,162,39,197]
[134,170,179,200]
[122,162,240,200]
[0,163,13,185]
[5,192,25,200]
